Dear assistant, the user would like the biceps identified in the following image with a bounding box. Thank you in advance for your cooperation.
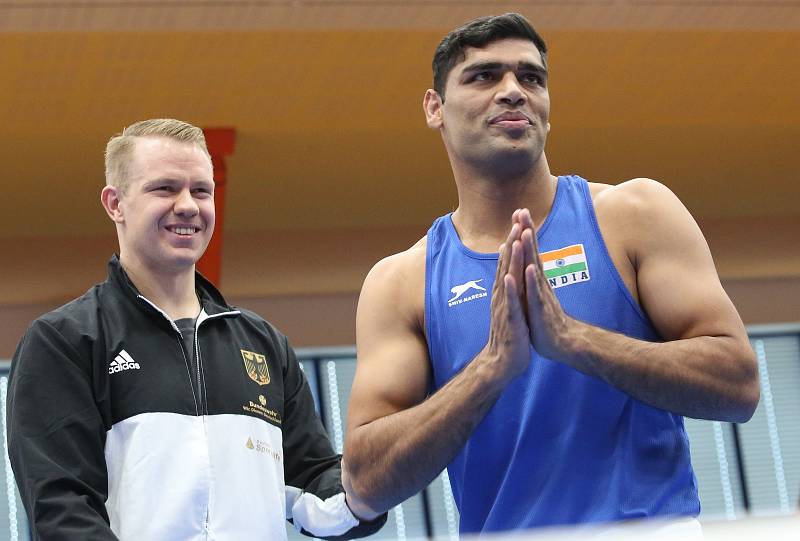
[636,228,744,342]
[348,321,431,431]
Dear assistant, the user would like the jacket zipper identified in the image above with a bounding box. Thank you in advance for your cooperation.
[136,296,240,416]
[137,295,200,415]
[192,308,241,537]
[193,310,241,414]
[193,320,203,414]
[136,295,241,536]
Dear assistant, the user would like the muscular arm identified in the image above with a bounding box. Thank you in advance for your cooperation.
[280,335,387,539]
[343,223,531,518]
[519,179,759,422]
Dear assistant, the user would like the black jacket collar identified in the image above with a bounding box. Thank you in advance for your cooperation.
[106,255,236,318]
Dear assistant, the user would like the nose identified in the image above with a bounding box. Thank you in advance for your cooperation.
[495,72,526,107]
[174,188,199,217]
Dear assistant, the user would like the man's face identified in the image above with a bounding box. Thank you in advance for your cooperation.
[428,38,551,170]
[112,137,215,276]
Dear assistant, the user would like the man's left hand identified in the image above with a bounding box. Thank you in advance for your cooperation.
[515,209,580,363]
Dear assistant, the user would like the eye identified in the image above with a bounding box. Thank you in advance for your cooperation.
[520,72,544,86]
[469,71,495,83]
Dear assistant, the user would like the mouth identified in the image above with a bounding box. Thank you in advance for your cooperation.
[489,112,532,127]
[166,225,201,236]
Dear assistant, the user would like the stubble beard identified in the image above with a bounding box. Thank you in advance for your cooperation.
[478,135,545,182]
[446,122,547,183]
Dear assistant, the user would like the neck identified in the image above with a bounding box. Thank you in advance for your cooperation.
[451,154,558,252]
[119,252,201,321]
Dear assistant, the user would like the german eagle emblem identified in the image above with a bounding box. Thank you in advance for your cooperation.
[241,350,270,386]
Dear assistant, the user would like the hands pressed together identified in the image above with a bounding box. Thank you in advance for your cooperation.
[485,208,579,380]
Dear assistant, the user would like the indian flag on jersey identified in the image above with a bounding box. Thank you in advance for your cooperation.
[540,244,591,289]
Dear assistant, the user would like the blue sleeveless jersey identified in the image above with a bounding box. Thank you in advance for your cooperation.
[425,175,699,533]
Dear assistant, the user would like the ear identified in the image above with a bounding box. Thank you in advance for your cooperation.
[423,89,444,129]
[546,121,551,133]
[101,185,125,224]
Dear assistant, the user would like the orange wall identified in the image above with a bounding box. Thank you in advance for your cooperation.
[1,216,798,357]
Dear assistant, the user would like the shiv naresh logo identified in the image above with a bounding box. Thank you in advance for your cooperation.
[447,279,488,307]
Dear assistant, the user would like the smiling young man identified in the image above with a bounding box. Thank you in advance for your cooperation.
[7,119,385,540]
[342,14,759,534]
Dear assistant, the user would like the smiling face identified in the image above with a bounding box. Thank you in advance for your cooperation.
[425,38,551,176]
[102,136,215,278]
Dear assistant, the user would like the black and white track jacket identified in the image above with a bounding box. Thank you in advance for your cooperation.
[7,256,385,541]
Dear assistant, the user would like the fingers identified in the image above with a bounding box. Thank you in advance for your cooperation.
[491,217,526,312]
[517,208,534,230]
[524,262,545,346]
[518,210,545,337]
[490,238,524,338]
[493,242,506,292]
[504,222,521,253]
[494,222,520,286]
[503,273,524,323]
[493,212,534,309]
[525,262,540,309]
[508,239,524,296]
[525,259,557,321]
[521,227,535,272]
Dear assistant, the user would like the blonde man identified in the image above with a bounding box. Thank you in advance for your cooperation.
[8,119,384,540]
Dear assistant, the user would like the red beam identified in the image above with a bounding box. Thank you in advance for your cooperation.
[198,127,236,287]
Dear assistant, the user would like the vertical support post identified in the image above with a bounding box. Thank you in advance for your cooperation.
[731,422,751,512]
[420,487,434,539]
[313,358,329,432]
[198,128,236,286]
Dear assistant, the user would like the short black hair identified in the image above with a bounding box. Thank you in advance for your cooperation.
[432,13,548,100]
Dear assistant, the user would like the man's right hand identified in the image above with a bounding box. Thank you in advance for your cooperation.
[482,210,534,384]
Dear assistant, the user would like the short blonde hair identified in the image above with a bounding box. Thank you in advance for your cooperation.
[104,118,211,192]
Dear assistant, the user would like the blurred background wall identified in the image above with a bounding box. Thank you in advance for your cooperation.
[0,2,799,538]
[1,0,798,354]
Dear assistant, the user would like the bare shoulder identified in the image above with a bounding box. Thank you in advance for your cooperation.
[590,178,696,248]
[365,236,426,285]
[360,236,427,329]
[591,177,684,216]
[587,178,700,300]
